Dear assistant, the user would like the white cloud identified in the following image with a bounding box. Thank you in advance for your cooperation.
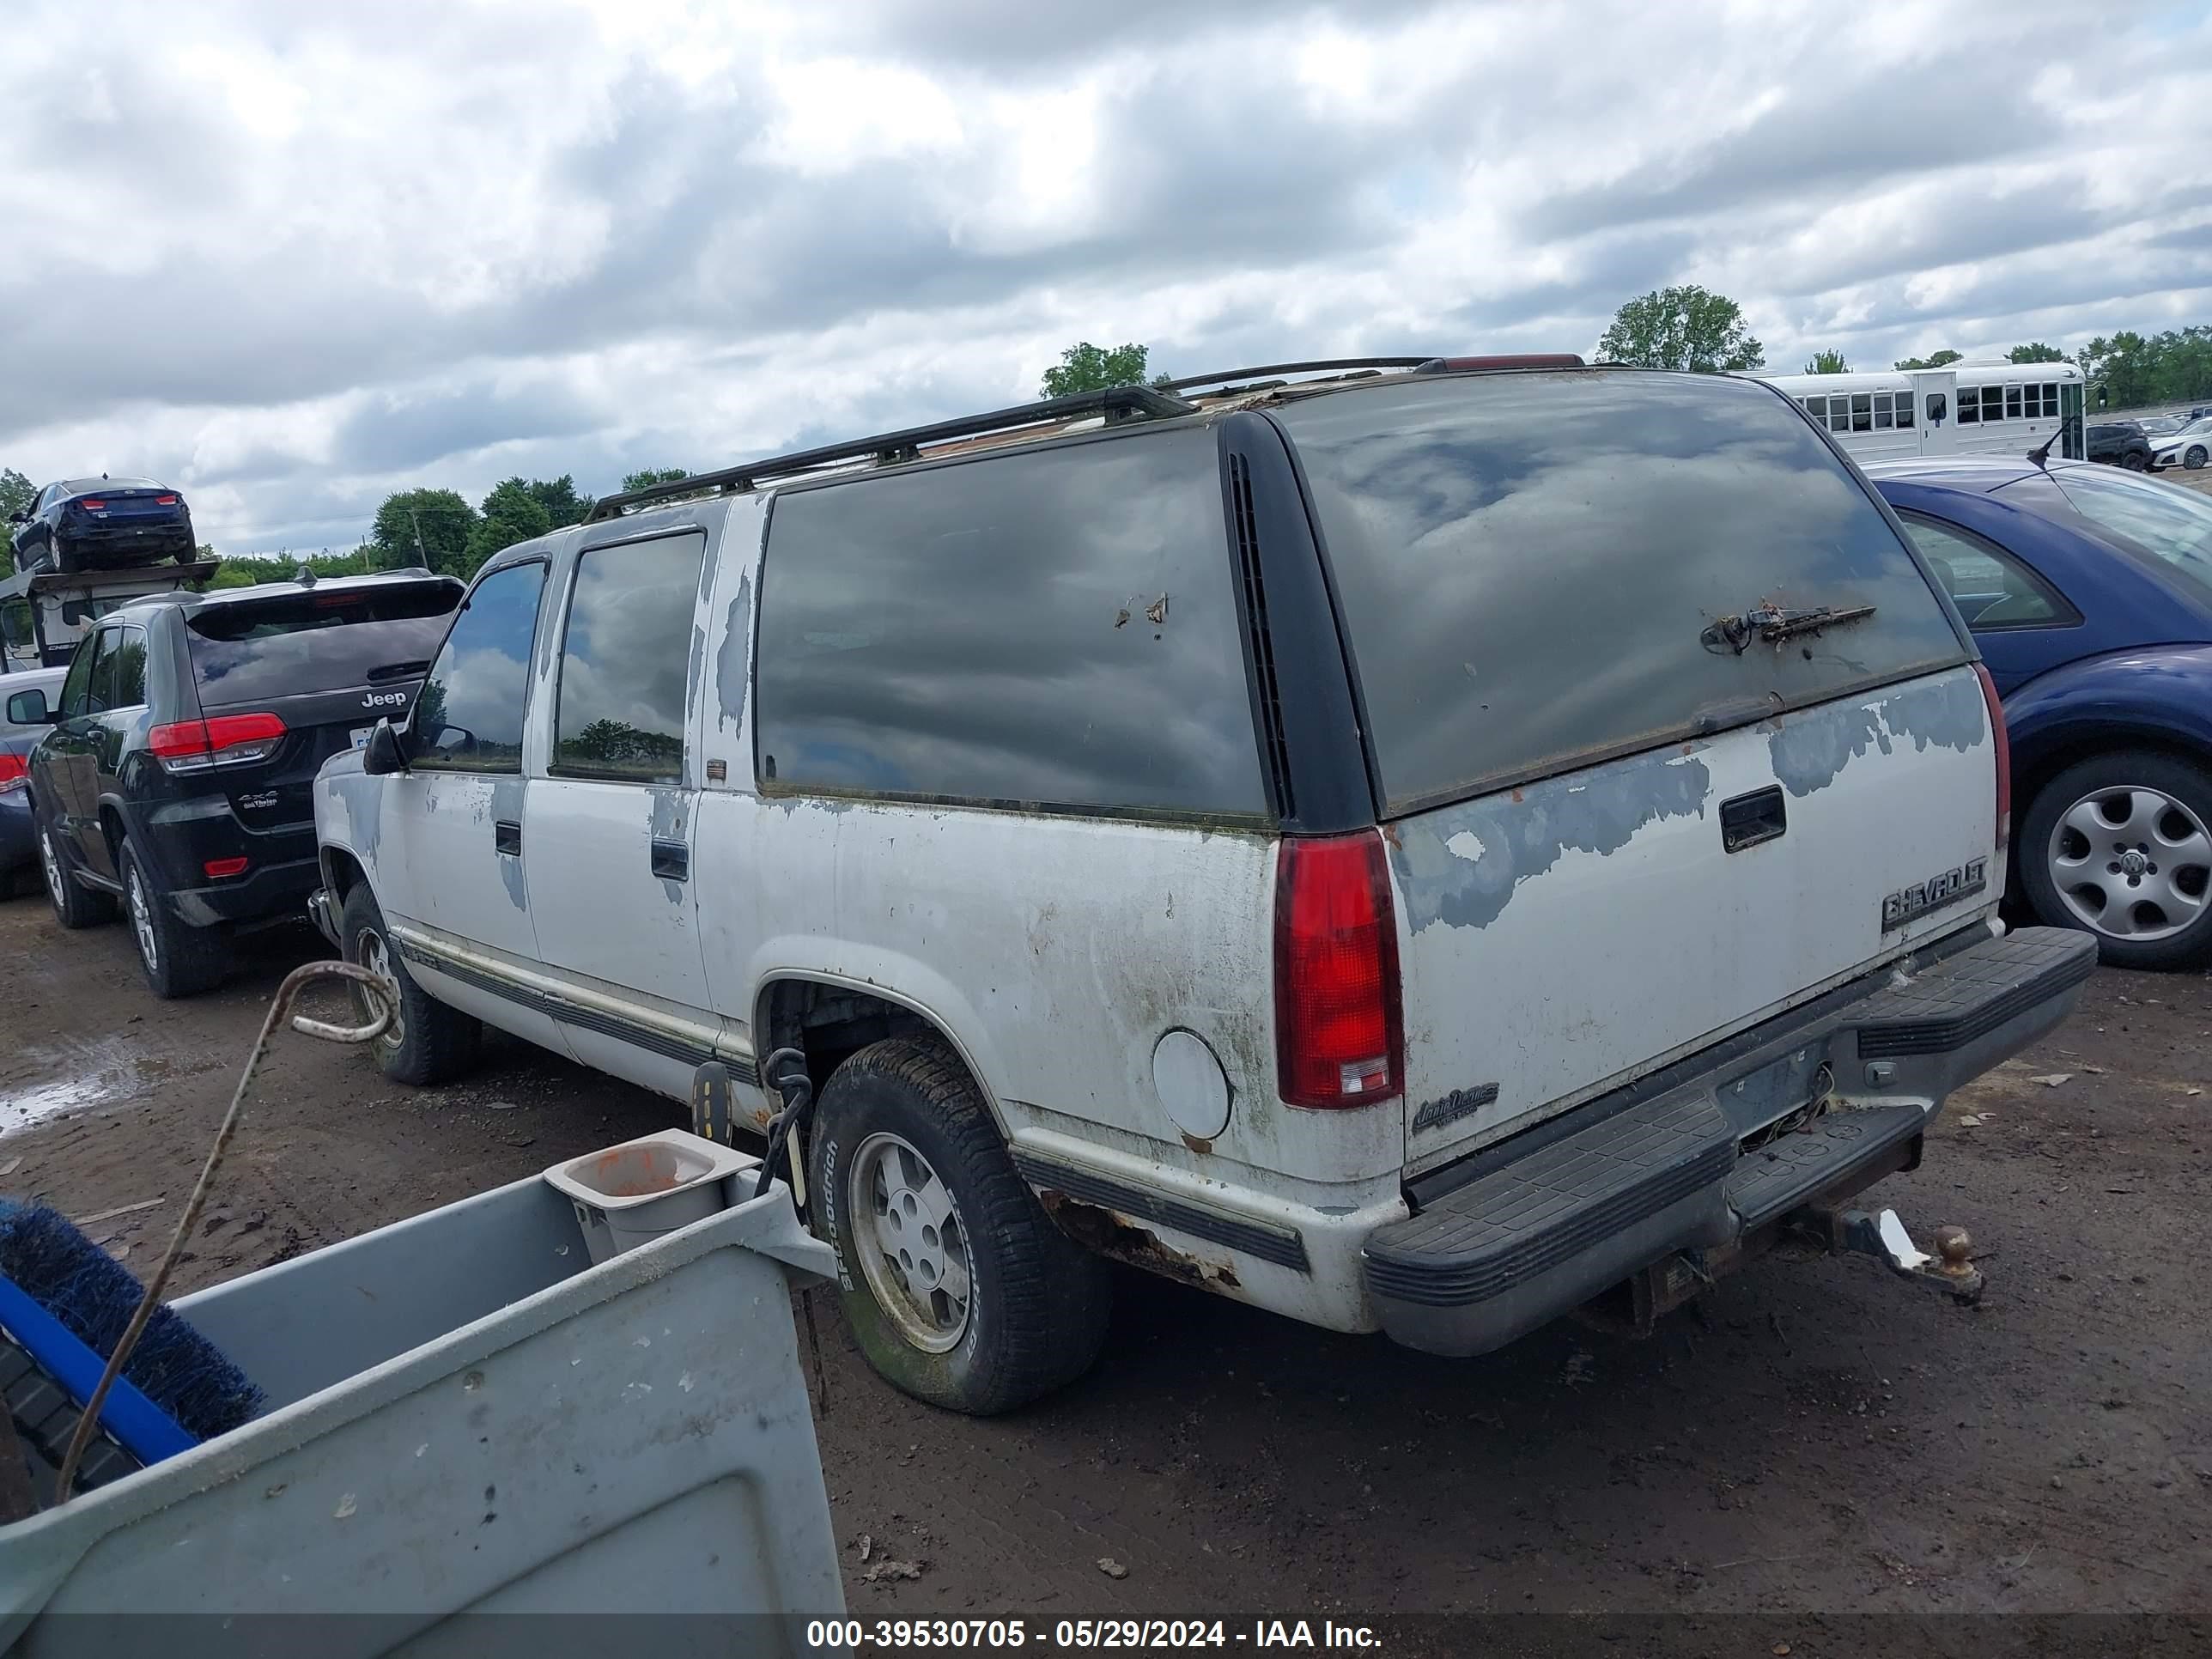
[3,0,2209,555]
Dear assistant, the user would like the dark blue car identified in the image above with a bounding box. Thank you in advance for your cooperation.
[1868,457,2212,968]
[7,476,197,574]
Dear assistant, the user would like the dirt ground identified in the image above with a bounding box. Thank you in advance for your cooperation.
[1,890,2206,1640]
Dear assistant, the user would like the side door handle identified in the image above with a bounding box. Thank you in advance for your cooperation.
[651,838,689,882]
[495,819,522,856]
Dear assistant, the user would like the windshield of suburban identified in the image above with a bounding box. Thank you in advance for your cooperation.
[1275,370,1968,813]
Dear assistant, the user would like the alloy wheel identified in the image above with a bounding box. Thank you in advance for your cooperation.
[848,1131,974,1353]
[2047,784,2212,943]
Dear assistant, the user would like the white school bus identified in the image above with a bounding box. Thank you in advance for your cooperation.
[1753,361,2085,464]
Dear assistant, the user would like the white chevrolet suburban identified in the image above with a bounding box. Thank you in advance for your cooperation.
[312,357,2095,1413]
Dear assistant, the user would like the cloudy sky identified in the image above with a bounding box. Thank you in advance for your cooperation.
[4,0,2209,557]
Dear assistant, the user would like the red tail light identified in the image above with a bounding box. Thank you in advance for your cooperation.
[1274,830,1404,1109]
[204,856,249,878]
[149,713,286,772]
[79,499,106,511]
[155,495,179,506]
[0,753,27,792]
[1973,663,2009,850]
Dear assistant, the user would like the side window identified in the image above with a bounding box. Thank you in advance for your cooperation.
[414,561,547,774]
[1982,386,2006,422]
[756,428,1268,817]
[1802,396,1826,422]
[85,631,121,715]
[101,626,147,709]
[1897,390,1915,428]
[1899,515,2067,629]
[551,533,705,784]
[1958,388,1979,424]
[1850,392,1872,432]
[1873,392,1894,430]
[58,634,100,718]
[2005,386,2024,420]
[1828,401,1850,434]
[1925,392,1946,423]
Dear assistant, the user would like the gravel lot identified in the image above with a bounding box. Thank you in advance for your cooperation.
[1,890,2206,1643]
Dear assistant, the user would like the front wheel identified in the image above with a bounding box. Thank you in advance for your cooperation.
[2187,445,2209,471]
[808,1038,1112,1414]
[121,836,228,998]
[2019,750,2212,969]
[339,883,480,1085]
[2123,451,2148,471]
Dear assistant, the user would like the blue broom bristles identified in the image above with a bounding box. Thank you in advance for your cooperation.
[0,1200,263,1443]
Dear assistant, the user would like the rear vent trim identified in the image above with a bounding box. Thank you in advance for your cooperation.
[1228,451,1295,822]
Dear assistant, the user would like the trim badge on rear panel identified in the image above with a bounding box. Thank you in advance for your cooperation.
[1881,856,1989,931]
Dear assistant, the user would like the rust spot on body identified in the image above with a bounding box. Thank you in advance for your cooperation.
[1038,1193,1241,1291]
[1180,1132,1213,1155]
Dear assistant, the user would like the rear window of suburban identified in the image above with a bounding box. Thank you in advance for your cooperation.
[754,426,1267,818]
[186,581,462,707]
[1277,370,1967,813]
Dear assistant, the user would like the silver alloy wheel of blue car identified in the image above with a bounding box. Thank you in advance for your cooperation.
[2047,782,2212,943]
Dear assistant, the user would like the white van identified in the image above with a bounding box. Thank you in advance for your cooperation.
[312,359,2094,1412]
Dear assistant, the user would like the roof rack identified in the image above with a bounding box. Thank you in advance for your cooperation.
[585,383,1198,523]
[1155,358,1433,392]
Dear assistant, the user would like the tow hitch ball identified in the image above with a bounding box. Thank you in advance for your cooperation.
[1799,1206,1984,1304]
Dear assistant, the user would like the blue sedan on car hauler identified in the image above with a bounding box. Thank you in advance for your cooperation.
[1868,457,2212,969]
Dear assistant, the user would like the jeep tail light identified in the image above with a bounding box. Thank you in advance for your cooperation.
[149,712,286,772]
[0,753,26,793]
[1973,663,2009,851]
[1274,830,1404,1109]
[204,856,249,878]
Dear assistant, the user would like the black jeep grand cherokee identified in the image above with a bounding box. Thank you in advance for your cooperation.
[8,570,461,996]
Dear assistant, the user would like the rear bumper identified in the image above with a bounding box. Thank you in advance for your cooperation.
[137,796,321,929]
[1362,925,2097,1358]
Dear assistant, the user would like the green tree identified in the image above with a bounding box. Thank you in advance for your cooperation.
[1040,341,1155,398]
[0,466,33,579]
[1595,287,1764,373]
[524,474,592,526]
[463,477,555,571]
[371,488,477,576]
[2008,343,2065,364]
[621,467,690,494]
[1802,349,1850,374]
[2075,331,2155,410]
[1893,349,1963,371]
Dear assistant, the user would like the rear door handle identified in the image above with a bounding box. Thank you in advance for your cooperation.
[651,838,689,881]
[495,819,522,856]
[1720,786,1787,854]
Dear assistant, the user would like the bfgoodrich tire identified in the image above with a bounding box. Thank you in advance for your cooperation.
[339,883,480,1085]
[808,1038,1113,1415]
[2020,749,2212,969]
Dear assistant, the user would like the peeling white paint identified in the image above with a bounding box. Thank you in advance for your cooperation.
[1444,830,1486,865]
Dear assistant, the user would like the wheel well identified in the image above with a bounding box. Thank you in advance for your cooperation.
[757,978,967,1103]
[2014,726,2211,823]
[97,804,126,865]
[323,847,367,905]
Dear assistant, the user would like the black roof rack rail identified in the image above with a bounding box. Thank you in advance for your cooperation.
[585,383,1199,522]
[1155,357,1432,393]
